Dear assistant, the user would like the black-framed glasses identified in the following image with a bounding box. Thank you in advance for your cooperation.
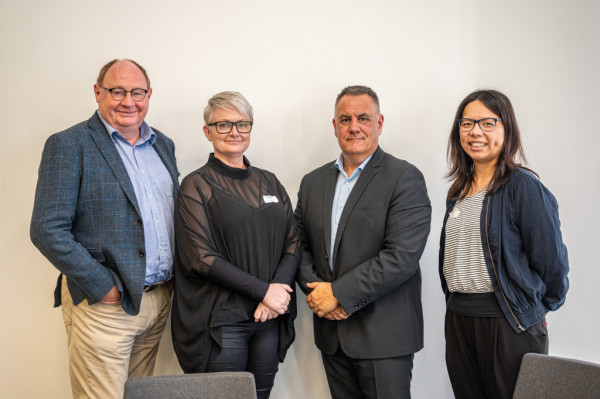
[99,85,149,102]
[208,121,253,134]
[458,118,503,132]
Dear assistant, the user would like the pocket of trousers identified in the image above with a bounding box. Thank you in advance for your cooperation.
[525,317,548,337]
[61,275,73,328]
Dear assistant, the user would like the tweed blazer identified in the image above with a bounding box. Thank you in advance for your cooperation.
[295,147,431,358]
[31,112,179,315]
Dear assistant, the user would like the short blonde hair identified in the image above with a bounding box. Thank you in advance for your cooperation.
[203,91,253,125]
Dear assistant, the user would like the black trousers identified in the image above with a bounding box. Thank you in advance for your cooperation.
[445,308,548,399]
[321,345,414,399]
[206,319,279,399]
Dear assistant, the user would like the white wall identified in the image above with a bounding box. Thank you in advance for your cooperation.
[1,1,598,398]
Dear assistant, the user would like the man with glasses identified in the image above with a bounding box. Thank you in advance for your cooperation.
[295,85,431,398]
[31,59,179,398]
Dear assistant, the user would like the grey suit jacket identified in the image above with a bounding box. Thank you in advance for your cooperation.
[30,112,179,315]
[295,147,431,358]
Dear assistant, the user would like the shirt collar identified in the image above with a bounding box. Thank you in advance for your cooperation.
[334,153,374,179]
[97,110,155,145]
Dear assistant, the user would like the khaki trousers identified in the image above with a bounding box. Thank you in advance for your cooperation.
[61,276,172,399]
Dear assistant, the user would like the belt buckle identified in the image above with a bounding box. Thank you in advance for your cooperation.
[144,281,163,293]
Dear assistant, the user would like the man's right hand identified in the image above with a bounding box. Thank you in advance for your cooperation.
[100,286,121,304]
[323,305,349,320]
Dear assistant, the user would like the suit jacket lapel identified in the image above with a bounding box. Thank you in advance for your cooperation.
[322,163,338,276]
[87,113,142,217]
[152,135,179,197]
[332,147,383,269]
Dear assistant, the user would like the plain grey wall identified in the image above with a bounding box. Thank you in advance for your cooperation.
[1,0,598,398]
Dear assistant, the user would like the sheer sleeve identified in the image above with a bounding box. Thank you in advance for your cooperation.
[270,177,301,287]
[175,171,269,301]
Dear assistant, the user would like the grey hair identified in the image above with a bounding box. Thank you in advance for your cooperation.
[203,91,253,125]
[334,85,380,113]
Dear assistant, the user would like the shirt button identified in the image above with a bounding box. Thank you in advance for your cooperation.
[137,219,143,226]
[138,250,145,258]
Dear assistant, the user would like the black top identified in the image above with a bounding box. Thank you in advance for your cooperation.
[172,154,300,373]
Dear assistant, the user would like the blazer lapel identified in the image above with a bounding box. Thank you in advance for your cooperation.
[87,113,142,217]
[152,135,179,197]
[322,163,338,274]
[332,147,383,269]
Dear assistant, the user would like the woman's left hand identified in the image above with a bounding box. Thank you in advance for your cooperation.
[254,302,279,322]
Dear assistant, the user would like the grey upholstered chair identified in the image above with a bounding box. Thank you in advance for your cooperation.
[513,353,600,399]
[123,371,257,399]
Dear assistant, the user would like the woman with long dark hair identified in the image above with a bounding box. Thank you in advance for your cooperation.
[440,89,569,398]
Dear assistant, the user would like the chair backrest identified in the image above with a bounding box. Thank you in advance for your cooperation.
[123,372,257,399]
[513,353,600,399]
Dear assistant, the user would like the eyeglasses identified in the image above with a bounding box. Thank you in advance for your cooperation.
[208,121,253,134]
[99,85,149,102]
[458,118,503,132]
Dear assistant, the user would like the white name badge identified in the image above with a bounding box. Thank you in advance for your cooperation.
[263,195,279,203]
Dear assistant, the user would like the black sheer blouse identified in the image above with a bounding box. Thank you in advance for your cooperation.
[172,154,300,373]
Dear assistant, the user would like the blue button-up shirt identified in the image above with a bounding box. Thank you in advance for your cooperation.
[98,112,174,284]
[329,153,373,269]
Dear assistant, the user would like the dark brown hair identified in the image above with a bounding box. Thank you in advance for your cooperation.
[446,89,535,200]
[96,59,151,88]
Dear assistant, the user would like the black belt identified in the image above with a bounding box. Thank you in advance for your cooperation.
[143,280,171,293]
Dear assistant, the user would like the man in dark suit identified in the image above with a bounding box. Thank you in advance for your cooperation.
[295,85,431,399]
[30,59,179,398]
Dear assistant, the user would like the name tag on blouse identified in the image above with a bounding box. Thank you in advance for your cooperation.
[263,195,279,203]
